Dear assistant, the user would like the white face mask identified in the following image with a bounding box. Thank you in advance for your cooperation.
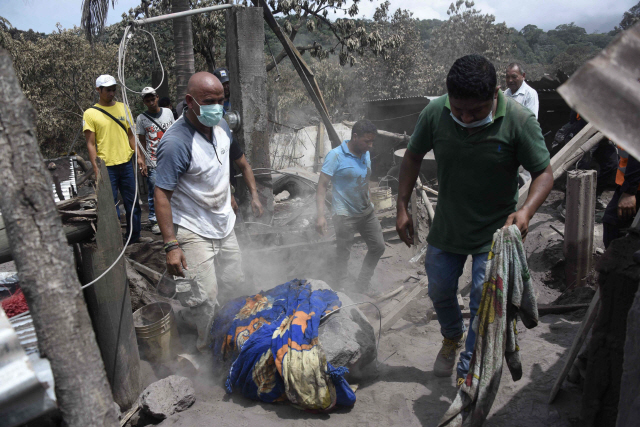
[450,100,494,128]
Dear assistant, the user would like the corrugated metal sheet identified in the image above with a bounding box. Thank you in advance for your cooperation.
[558,22,640,161]
[0,309,56,426]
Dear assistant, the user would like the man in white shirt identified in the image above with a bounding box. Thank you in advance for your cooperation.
[505,63,539,119]
[154,72,263,352]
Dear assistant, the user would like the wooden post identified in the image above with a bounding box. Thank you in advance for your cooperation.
[564,169,596,289]
[226,5,274,219]
[0,48,118,427]
[80,158,141,410]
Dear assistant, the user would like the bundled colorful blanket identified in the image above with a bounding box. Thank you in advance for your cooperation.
[211,279,356,411]
[439,225,539,426]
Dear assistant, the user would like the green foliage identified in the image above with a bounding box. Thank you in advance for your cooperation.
[0,23,117,157]
[615,1,640,32]
[507,21,615,77]
[355,8,429,99]
[425,1,512,94]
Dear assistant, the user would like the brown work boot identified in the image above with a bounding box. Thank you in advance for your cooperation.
[433,333,465,377]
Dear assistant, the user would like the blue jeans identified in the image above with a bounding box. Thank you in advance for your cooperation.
[147,167,157,223]
[425,244,489,378]
[107,158,141,241]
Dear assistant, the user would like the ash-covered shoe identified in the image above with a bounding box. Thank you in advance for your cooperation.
[151,223,162,235]
[434,333,465,377]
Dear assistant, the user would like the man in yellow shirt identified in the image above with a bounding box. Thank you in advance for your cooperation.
[83,74,148,243]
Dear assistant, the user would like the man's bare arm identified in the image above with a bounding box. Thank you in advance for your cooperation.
[315,172,331,235]
[504,164,553,238]
[154,186,187,276]
[233,154,264,217]
[396,150,423,246]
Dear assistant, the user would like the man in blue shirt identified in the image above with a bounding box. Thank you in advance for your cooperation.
[316,120,385,292]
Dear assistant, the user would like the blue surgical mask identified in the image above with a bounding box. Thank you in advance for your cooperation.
[449,100,495,128]
[190,96,224,127]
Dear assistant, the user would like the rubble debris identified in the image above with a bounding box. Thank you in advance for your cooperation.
[138,360,159,390]
[274,190,290,202]
[139,375,196,420]
[311,280,377,380]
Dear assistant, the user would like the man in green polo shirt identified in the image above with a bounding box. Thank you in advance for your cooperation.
[396,55,553,384]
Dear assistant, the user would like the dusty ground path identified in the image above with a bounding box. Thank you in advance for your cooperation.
[154,313,583,427]
[133,190,596,427]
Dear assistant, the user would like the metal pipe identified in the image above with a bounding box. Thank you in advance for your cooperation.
[132,4,234,26]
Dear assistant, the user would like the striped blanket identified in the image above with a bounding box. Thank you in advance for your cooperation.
[439,225,539,426]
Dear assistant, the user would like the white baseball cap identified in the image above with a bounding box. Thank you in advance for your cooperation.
[141,87,157,97]
[96,74,117,88]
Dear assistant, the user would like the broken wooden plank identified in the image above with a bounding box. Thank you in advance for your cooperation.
[538,303,590,315]
[55,194,96,210]
[119,402,140,427]
[422,185,438,196]
[374,286,405,304]
[416,177,435,223]
[0,219,93,264]
[126,257,164,282]
[517,124,599,208]
[381,277,432,333]
[549,288,601,404]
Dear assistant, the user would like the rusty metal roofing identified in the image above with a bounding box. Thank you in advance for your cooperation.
[558,22,640,161]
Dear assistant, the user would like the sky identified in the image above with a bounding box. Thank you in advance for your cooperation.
[0,0,635,35]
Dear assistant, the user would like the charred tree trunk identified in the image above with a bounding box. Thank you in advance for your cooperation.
[0,49,119,426]
[172,0,196,102]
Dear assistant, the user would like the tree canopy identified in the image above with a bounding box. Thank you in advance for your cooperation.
[0,0,637,154]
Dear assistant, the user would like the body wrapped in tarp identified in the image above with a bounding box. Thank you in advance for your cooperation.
[211,279,356,411]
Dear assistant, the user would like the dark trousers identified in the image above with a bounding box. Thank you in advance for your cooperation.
[603,186,639,248]
[578,140,619,193]
[147,167,157,222]
[107,158,141,241]
[332,209,385,289]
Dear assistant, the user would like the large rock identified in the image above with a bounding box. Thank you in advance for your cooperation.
[139,375,196,420]
[310,280,377,380]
